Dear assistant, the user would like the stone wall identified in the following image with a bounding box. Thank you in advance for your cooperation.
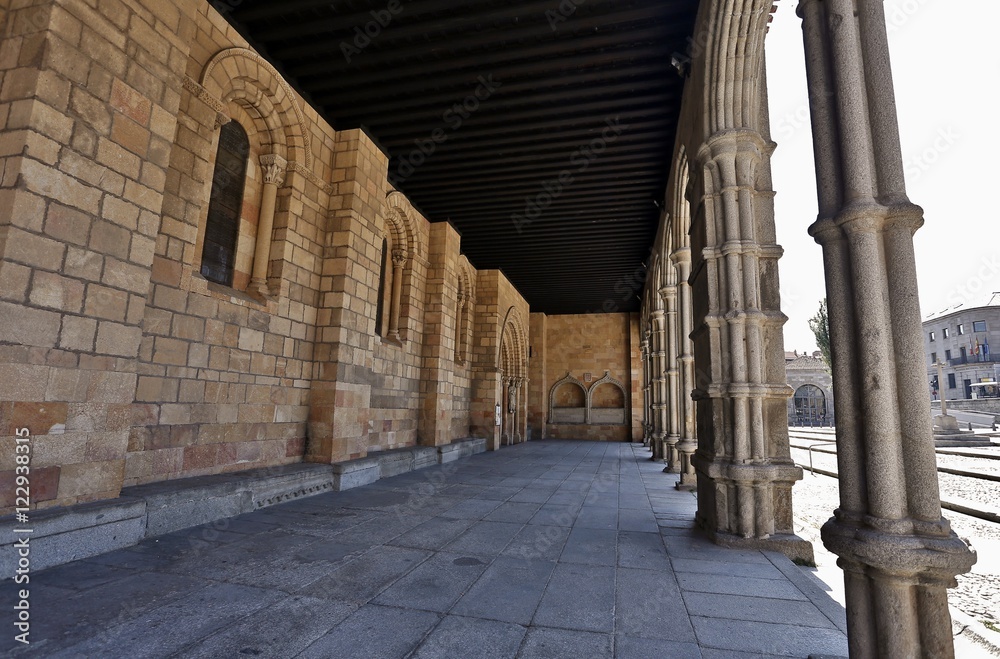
[0,0,525,514]
[527,313,640,441]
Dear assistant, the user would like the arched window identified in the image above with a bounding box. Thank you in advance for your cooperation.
[793,384,827,426]
[201,121,249,286]
[375,237,388,336]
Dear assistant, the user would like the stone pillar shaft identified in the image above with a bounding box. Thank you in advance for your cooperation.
[662,285,681,472]
[799,1,975,656]
[649,310,666,457]
[640,338,652,445]
[251,154,286,295]
[689,126,810,562]
[388,250,406,341]
[672,251,697,488]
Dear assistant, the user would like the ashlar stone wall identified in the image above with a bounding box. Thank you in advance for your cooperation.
[527,313,642,442]
[0,0,527,513]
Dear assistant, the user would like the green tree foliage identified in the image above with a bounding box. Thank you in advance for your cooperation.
[808,299,832,370]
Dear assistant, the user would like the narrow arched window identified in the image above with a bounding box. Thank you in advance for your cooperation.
[375,237,388,336]
[201,121,249,286]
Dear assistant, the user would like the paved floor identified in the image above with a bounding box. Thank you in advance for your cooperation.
[3,441,849,658]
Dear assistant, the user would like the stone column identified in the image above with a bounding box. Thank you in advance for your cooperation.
[799,1,975,655]
[456,291,468,363]
[250,154,286,297]
[661,284,681,472]
[515,376,525,442]
[672,249,698,490]
[640,336,651,446]
[387,249,406,342]
[649,310,666,459]
[689,128,811,562]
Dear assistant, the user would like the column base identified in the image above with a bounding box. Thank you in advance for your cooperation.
[706,529,816,566]
[675,472,696,490]
[249,278,273,300]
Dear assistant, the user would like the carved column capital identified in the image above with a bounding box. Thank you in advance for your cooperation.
[259,154,287,186]
[391,249,407,268]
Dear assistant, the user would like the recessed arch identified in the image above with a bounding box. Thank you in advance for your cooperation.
[200,47,312,170]
[548,373,587,425]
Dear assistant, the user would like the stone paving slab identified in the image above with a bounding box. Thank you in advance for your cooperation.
[1,441,849,657]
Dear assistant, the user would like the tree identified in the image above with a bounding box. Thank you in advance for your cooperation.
[808,299,832,370]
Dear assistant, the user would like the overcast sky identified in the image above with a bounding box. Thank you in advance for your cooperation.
[766,0,1000,354]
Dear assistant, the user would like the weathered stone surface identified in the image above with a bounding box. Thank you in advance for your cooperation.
[332,457,380,491]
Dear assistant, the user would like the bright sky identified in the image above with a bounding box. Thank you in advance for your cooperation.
[766,0,1000,354]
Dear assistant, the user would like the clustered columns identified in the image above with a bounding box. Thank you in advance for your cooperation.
[250,154,287,297]
[671,246,697,489]
[387,248,408,342]
[640,333,652,446]
[799,1,975,656]
[689,126,809,562]
[661,282,681,472]
[649,309,667,460]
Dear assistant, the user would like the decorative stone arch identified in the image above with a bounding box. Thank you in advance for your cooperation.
[587,371,627,426]
[548,373,587,425]
[455,260,475,365]
[193,47,314,298]
[791,383,828,426]
[497,306,528,378]
[200,47,312,170]
[497,306,528,444]
[376,191,422,343]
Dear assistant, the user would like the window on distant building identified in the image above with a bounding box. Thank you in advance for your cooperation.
[948,373,956,389]
[958,323,965,335]
[201,121,250,287]
[931,352,937,364]
[974,320,987,333]
[943,327,950,338]
[945,349,952,361]
[929,331,936,341]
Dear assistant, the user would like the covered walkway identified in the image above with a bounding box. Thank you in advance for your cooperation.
[4,441,848,657]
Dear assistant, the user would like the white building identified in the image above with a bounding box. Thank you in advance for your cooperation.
[923,293,1000,399]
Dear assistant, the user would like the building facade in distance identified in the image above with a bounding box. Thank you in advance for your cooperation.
[923,293,1000,400]
[784,352,834,427]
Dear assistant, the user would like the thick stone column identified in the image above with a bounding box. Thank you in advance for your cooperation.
[690,127,811,562]
[799,1,975,656]
[250,154,286,297]
[649,310,666,458]
[672,248,698,489]
[661,284,681,472]
[640,335,652,446]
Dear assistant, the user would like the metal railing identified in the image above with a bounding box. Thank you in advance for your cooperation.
[947,355,1000,367]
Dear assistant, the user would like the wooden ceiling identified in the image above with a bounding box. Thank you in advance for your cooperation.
[222,0,699,314]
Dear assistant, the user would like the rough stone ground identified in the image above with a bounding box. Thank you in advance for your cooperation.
[789,442,1000,656]
[2,441,848,658]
